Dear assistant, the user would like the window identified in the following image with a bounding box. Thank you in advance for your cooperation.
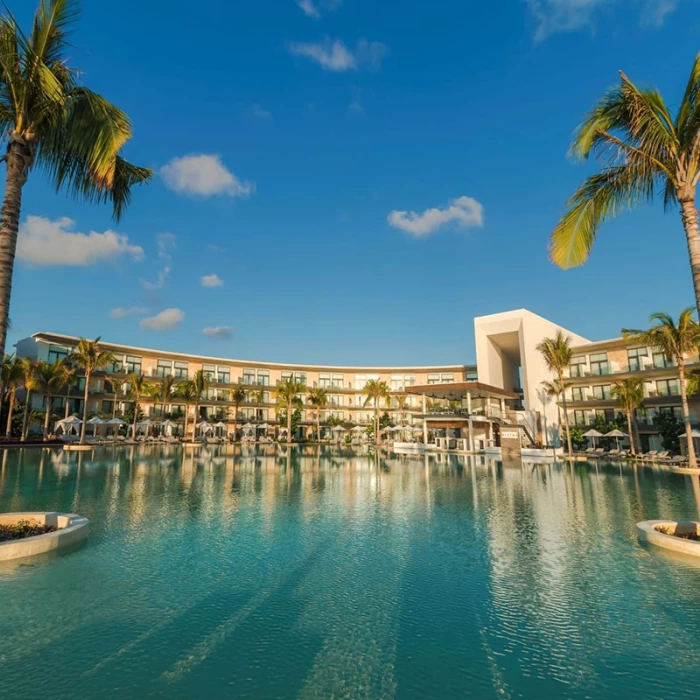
[595,408,615,423]
[571,387,586,402]
[125,355,142,374]
[243,369,256,385]
[627,347,648,372]
[101,400,114,414]
[48,344,69,364]
[590,353,610,376]
[156,360,172,378]
[202,364,217,382]
[652,349,675,369]
[355,374,379,390]
[570,356,587,378]
[282,371,306,385]
[656,378,680,396]
[635,407,648,424]
[592,384,612,400]
[658,406,684,420]
[466,371,478,381]
[174,361,188,379]
[257,370,269,386]
[427,374,441,385]
[573,410,588,426]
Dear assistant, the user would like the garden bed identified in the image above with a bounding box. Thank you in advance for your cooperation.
[0,519,56,542]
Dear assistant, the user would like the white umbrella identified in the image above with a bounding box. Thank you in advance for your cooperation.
[351,426,365,433]
[161,419,177,427]
[86,416,105,424]
[679,429,700,438]
[54,415,82,434]
[213,421,227,428]
[242,422,254,430]
[605,429,627,450]
[107,417,126,425]
[332,425,345,432]
[583,428,603,448]
[258,423,271,430]
[137,419,156,427]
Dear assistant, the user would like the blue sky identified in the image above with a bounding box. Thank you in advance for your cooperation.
[7,0,700,365]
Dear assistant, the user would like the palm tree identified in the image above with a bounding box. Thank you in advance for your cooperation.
[229,386,247,441]
[611,378,645,455]
[191,370,209,437]
[362,379,390,442]
[33,360,64,439]
[623,309,700,467]
[306,387,329,440]
[126,372,149,440]
[395,394,409,424]
[0,1,151,354]
[274,379,304,441]
[19,357,36,441]
[549,54,700,317]
[536,332,574,457]
[73,337,114,444]
[154,375,176,405]
[541,378,566,445]
[60,362,76,419]
[175,380,197,441]
[1,355,22,438]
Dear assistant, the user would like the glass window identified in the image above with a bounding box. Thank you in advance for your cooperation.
[125,355,142,374]
[652,349,676,369]
[574,410,587,426]
[319,373,331,388]
[570,356,587,378]
[658,405,684,420]
[257,370,269,386]
[571,387,586,402]
[635,407,648,424]
[156,359,172,378]
[217,368,230,384]
[243,369,256,385]
[656,378,680,396]
[589,353,610,376]
[331,374,344,388]
[174,361,188,379]
[466,370,478,381]
[427,373,441,385]
[592,384,612,400]
[627,347,648,372]
[48,344,69,364]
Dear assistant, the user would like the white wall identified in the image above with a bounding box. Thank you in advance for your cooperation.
[474,309,590,444]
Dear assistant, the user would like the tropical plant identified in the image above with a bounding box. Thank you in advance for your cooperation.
[1,355,22,438]
[536,332,574,457]
[549,55,700,317]
[191,370,209,437]
[624,309,700,465]
[306,386,328,440]
[362,379,390,442]
[126,372,149,440]
[154,375,176,404]
[653,411,685,453]
[175,380,197,440]
[611,378,645,455]
[229,386,247,441]
[32,360,64,438]
[395,394,409,423]
[18,357,36,441]
[0,1,151,354]
[274,379,304,440]
[60,361,76,419]
[73,337,114,443]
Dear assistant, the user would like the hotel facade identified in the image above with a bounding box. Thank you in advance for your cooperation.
[15,309,700,451]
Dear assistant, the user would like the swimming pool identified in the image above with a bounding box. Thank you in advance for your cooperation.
[1,445,699,699]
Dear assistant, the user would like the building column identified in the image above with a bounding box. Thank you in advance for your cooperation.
[466,391,472,415]
[468,417,474,452]
[500,398,506,421]
[422,393,428,445]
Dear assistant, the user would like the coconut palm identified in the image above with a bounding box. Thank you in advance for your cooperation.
[362,379,390,442]
[154,375,176,405]
[191,370,209,437]
[395,394,409,424]
[536,332,574,457]
[229,386,247,441]
[73,337,114,444]
[60,361,76,419]
[19,357,36,441]
[306,387,329,440]
[1,355,22,438]
[33,360,64,438]
[611,378,645,455]
[623,309,700,467]
[126,372,149,440]
[549,55,700,317]
[175,380,197,441]
[541,378,566,445]
[274,379,304,441]
[0,1,151,354]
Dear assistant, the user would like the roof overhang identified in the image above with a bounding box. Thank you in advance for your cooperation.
[407,381,519,401]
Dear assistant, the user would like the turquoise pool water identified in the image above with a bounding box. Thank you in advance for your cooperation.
[1,446,700,699]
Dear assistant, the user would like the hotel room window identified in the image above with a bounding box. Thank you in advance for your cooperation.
[48,344,69,364]
[589,353,610,376]
[592,384,612,400]
[571,387,586,402]
[656,378,680,396]
[174,361,188,379]
[125,356,142,374]
[569,356,587,378]
[652,348,676,369]
[243,369,256,385]
[156,360,172,378]
[217,368,230,384]
[332,374,344,388]
[627,347,647,372]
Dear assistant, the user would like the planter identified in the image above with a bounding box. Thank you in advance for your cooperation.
[637,520,700,557]
[0,512,89,562]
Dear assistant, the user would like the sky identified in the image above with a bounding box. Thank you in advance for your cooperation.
[7,0,700,365]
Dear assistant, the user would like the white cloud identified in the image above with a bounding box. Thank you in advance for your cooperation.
[110,307,148,319]
[288,38,387,72]
[296,0,343,17]
[297,0,320,17]
[201,273,224,288]
[388,196,484,237]
[16,216,143,267]
[250,104,273,121]
[202,326,233,340]
[139,308,185,331]
[141,233,176,290]
[160,154,254,198]
[526,0,680,40]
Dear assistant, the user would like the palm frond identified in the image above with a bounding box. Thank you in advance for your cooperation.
[29,0,79,66]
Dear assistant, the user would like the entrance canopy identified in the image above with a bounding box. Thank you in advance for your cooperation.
[406,381,519,401]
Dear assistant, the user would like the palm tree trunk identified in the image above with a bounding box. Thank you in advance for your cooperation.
[317,411,320,442]
[43,395,51,440]
[558,371,573,457]
[287,401,292,441]
[21,389,30,441]
[5,388,14,439]
[79,369,91,444]
[183,402,189,441]
[680,196,700,319]
[132,395,139,441]
[626,409,636,456]
[193,400,199,439]
[64,384,71,419]
[0,139,32,356]
[679,359,697,468]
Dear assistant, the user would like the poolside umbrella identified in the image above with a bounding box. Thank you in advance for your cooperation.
[161,419,177,436]
[605,429,628,450]
[332,425,345,432]
[351,425,364,432]
[213,421,227,436]
[258,423,270,430]
[87,416,105,437]
[106,416,126,435]
[583,428,603,448]
[242,423,254,434]
[54,415,82,435]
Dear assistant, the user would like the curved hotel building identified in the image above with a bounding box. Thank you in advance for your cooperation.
[15,309,700,452]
